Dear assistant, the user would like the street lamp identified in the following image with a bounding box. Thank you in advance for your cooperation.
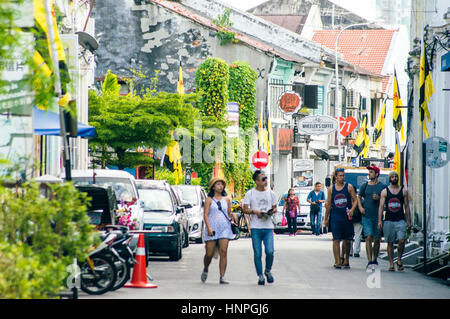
[335,21,376,164]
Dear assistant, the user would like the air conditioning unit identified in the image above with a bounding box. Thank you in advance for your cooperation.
[346,90,360,109]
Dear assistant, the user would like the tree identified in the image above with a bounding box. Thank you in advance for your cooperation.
[88,71,199,170]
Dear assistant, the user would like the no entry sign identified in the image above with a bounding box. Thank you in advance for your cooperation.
[252,151,269,169]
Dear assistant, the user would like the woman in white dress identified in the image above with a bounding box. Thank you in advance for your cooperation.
[201,177,236,284]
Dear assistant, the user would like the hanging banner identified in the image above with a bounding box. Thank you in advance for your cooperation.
[274,128,293,154]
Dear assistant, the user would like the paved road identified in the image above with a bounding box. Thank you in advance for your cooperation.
[81,232,449,299]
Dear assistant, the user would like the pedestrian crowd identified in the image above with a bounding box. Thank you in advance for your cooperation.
[200,166,411,285]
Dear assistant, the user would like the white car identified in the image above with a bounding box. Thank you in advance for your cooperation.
[66,169,145,233]
[173,185,207,243]
[274,187,324,233]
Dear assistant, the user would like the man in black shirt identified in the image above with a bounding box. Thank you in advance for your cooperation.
[378,171,411,271]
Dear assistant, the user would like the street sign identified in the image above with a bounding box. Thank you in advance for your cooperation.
[226,102,240,138]
[339,116,357,137]
[277,90,302,115]
[424,136,449,168]
[184,166,192,185]
[297,115,339,135]
[252,151,269,169]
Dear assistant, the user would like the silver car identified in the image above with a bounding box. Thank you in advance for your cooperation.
[173,185,207,243]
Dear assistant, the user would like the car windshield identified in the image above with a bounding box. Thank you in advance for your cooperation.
[178,188,199,205]
[72,177,137,202]
[138,189,173,212]
[344,173,389,191]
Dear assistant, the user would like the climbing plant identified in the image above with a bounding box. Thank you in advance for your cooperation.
[195,57,229,121]
[228,61,257,131]
[194,58,258,197]
[227,61,257,198]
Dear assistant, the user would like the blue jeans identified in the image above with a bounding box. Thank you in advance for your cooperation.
[251,229,274,276]
[310,212,322,234]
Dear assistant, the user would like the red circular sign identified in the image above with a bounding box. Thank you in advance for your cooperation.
[252,151,269,169]
[278,91,302,115]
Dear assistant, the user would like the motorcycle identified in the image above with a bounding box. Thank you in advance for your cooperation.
[79,232,118,295]
[103,225,138,291]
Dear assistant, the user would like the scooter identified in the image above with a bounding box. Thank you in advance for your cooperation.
[103,225,138,291]
[79,232,119,295]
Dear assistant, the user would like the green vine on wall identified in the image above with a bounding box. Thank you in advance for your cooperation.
[228,61,257,131]
[195,57,229,121]
[194,58,257,198]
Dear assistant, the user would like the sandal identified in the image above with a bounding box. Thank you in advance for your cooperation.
[333,264,342,269]
[388,266,395,272]
[343,264,351,269]
[396,262,404,271]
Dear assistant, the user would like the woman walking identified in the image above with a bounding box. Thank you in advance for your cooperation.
[283,188,301,236]
[201,177,236,284]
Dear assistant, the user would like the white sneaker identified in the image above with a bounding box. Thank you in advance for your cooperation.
[219,277,229,284]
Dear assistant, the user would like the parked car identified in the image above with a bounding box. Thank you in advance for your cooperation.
[75,184,117,227]
[67,169,145,232]
[274,188,325,233]
[135,179,189,261]
[173,185,207,243]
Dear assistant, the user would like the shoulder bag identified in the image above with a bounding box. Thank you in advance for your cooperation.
[213,199,240,240]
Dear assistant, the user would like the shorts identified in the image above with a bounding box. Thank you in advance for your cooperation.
[383,220,407,243]
[330,218,354,241]
[362,216,381,238]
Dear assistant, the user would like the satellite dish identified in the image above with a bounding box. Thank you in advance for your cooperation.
[314,149,330,161]
[76,31,98,53]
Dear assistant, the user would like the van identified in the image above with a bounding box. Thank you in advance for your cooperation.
[327,166,392,192]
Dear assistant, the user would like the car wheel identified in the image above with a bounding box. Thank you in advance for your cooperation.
[183,228,189,248]
[169,236,182,261]
[195,225,204,244]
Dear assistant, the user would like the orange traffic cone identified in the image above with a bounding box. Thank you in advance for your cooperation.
[124,233,158,288]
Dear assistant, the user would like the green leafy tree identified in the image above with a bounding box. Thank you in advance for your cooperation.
[89,71,199,170]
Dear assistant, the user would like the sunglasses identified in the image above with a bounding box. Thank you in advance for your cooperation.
[336,168,345,172]
[260,177,267,182]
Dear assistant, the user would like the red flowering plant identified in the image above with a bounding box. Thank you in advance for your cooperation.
[116,198,138,230]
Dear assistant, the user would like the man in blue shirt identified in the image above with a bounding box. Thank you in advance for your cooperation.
[307,182,326,236]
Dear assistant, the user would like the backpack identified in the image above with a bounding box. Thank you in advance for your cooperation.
[352,182,368,223]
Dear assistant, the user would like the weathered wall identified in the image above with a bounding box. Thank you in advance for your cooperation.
[93,0,271,106]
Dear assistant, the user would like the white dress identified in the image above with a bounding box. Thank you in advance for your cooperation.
[203,198,234,241]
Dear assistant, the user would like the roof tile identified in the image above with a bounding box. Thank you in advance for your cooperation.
[312,30,397,76]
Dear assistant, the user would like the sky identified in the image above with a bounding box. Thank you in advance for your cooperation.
[220,0,377,21]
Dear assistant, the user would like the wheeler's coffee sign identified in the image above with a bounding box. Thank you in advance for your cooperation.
[278,90,302,115]
[297,115,339,135]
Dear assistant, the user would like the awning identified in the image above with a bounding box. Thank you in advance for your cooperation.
[33,106,96,138]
